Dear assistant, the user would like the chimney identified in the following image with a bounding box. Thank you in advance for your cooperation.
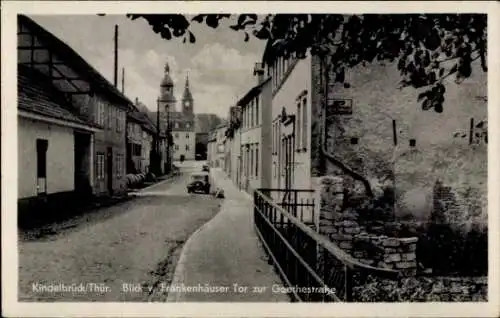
[113,25,119,87]
[253,62,264,85]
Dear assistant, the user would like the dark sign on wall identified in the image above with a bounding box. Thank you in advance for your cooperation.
[328,99,353,115]
[323,98,353,153]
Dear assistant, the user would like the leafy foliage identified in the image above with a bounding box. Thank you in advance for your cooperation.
[353,276,487,302]
[124,14,487,115]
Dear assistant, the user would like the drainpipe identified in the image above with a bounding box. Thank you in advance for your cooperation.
[320,55,374,197]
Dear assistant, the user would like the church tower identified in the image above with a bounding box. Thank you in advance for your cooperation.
[159,62,176,133]
[181,73,194,117]
[160,62,176,113]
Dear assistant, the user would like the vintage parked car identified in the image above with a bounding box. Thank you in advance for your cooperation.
[187,172,211,194]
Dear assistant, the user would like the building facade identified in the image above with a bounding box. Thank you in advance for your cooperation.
[208,124,227,169]
[207,130,217,168]
[17,65,100,207]
[126,100,156,175]
[228,110,242,188]
[237,65,273,194]
[18,15,133,198]
[259,37,487,228]
[156,64,196,162]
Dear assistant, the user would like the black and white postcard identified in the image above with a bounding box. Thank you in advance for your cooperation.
[1,1,499,317]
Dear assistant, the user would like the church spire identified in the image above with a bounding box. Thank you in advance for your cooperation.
[165,62,170,74]
[182,72,193,101]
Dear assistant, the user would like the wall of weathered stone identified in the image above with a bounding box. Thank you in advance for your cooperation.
[315,175,419,276]
[309,56,487,253]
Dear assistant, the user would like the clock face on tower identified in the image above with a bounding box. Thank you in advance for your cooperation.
[184,101,190,107]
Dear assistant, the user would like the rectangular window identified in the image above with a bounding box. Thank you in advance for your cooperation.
[101,102,106,127]
[297,101,301,150]
[255,97,259,126]
[106,106,112,129]
[96,153,105,180]
[302,97,308,150]
[115,154,122,177]
[275,122,279,155]
[95,100,104,126]
[250,103,254,128]
[186,133,189,138]
[255,145,259,177]
[249,145,253,176]
[245,107,248,128]
[272,122,275,153]
[175,144,179,150]
[121,111,126,132]
[273,122,276,154]
[116,109,121,132]
[186,145,189,151]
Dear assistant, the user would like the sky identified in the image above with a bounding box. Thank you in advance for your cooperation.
[29,14,267,119]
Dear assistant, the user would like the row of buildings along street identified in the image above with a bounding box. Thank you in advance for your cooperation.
[206,13,488,302]
[16,15,226,302]
[15,13,488,304]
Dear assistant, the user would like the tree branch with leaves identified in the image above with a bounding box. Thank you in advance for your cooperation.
[125,13,487,114]
[121,13,488,196]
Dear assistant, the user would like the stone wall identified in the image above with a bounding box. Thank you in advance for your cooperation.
[309,53,487,277]
[316,175,418,276]
[353,235,418,275]
[309,55,487,217]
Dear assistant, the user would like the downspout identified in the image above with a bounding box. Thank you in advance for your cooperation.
[319,55,374,197]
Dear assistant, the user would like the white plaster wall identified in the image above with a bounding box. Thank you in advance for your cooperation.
[18,117,75,198]
[173,131,196,160]
[271,56,313,192]
[241,127,262,191]
[230,129,241,186]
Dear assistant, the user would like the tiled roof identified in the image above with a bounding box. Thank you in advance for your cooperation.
[19,15,135,111]
[18,64,96,128]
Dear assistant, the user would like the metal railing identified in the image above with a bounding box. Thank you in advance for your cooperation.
[260,188,316,229]
[253,188,400,302]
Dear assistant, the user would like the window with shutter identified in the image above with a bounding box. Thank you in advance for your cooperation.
[255,145,259,177]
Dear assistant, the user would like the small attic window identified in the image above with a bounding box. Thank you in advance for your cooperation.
[409,139,416,147]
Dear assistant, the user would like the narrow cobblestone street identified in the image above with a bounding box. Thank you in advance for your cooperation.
[18,162,222,302]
